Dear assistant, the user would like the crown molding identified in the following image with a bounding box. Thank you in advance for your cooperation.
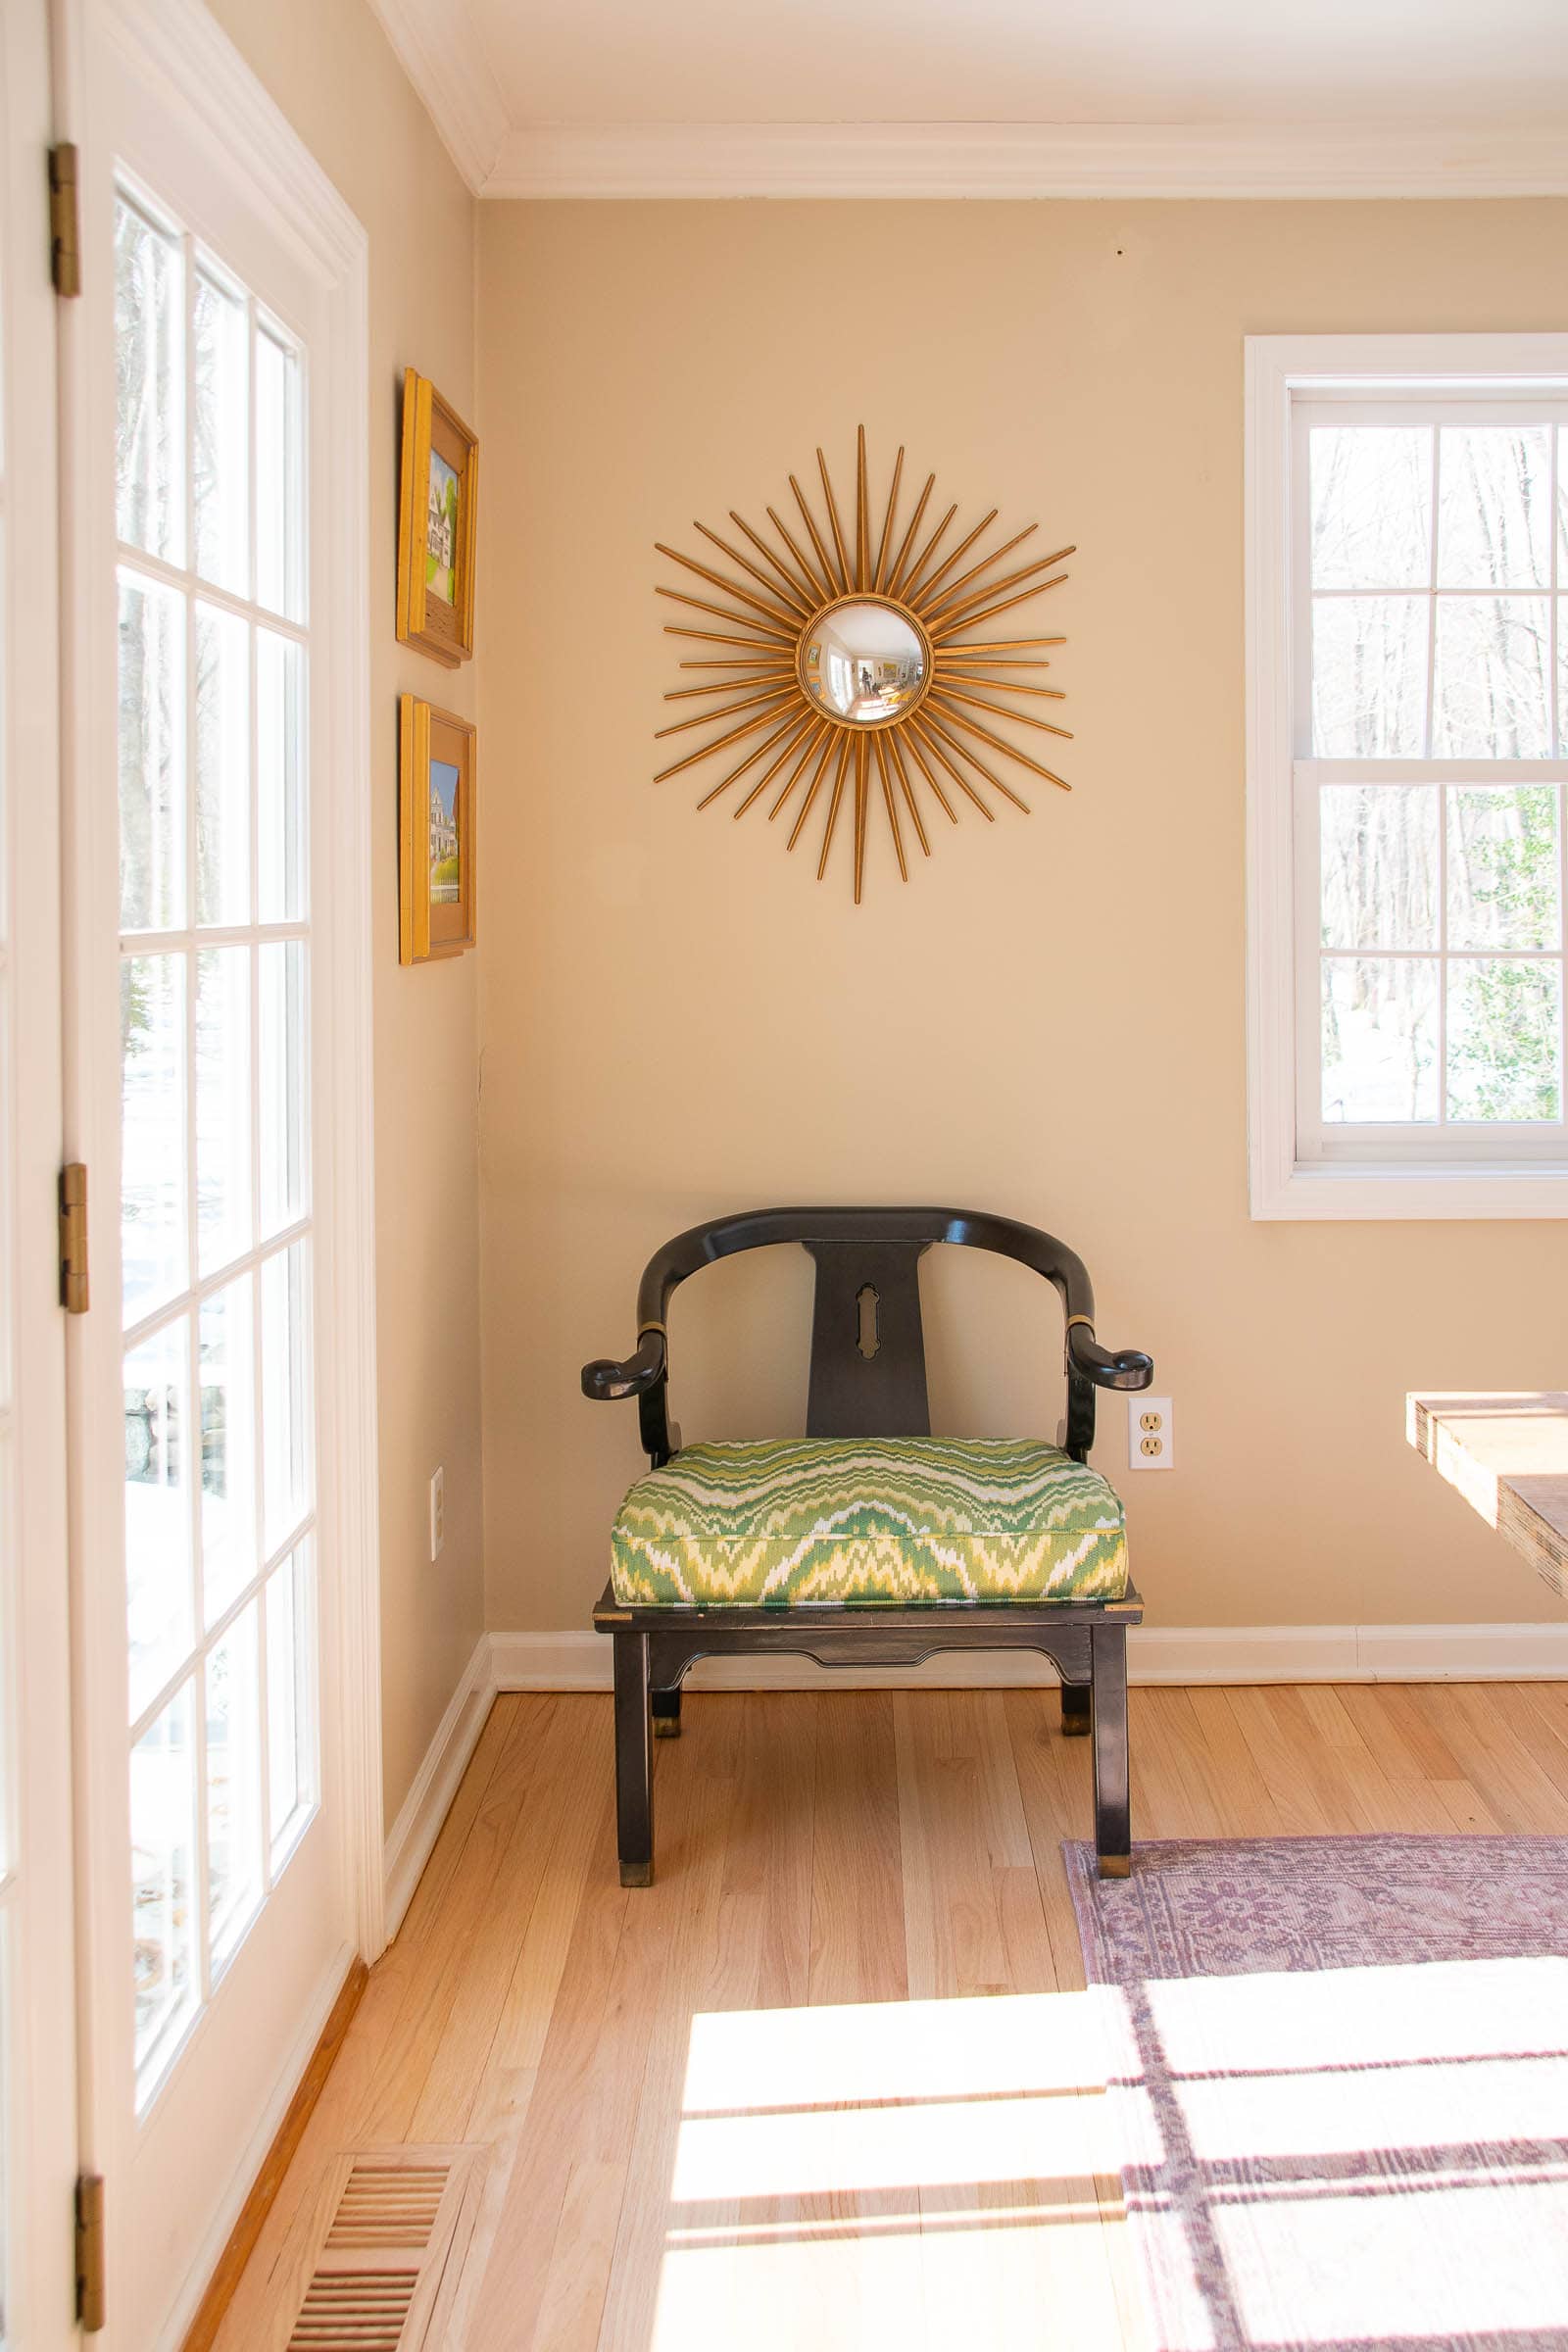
[366,0,508,193]
[480,118,1568,201]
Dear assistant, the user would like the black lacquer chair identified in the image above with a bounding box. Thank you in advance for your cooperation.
[583,1207,1153,1883]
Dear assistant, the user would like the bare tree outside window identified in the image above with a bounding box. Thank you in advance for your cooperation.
[1309,416,1563,1131]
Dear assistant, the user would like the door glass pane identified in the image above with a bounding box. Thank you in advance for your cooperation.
[206,1602,263,1974]
[192,265,247,595]
[115,170,317,2106]
[254,326,301,620]
[262,1240,312,1557]
[1321,957,1441,1124]
[1320,784,1439,951]
[199,1276,255,1627]
[124,1317,192,1724]
[1447,959,1562,1122]
[114,196,183,564]
[267,1541,315,1860]
[257,629,304,921]
[131,1681,198,2089]
[195,946,250,1277]
[259,939,307,1237]
[122,953,187,1325]
[194,602,249,926]
[119,569,185,932]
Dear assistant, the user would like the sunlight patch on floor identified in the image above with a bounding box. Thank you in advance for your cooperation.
[650,1988,1136,2351]
[1215,2177,1568,2343]
[1145,1952,1568,2075]
[681,1986,1122,2112]
[1135,1953,1568,2347]
[650,1954,1568,2351]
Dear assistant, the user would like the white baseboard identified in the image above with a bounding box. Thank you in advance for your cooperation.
[155,1936,358,2351]
[382,1617,1568,1920]
[487,1621,1568,1691]
[382,1633,494,1938]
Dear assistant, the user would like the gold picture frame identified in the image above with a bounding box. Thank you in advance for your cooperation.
[397,368,478,667]
[399,697,476,963]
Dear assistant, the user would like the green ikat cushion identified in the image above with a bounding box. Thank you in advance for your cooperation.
[609,1437,1129,1608]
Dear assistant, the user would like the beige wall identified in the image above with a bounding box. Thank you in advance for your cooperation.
[207,0,485,1820]
[476,196,1568,1637]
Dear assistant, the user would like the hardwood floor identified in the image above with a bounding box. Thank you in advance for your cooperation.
[213,1681,1568,2351]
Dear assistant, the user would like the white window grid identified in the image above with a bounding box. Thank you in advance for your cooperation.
[1288,387,1568,1169]
[115,177,319,2109]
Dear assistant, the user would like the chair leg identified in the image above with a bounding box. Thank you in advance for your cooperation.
[651,1686,682,1740]
[1090,1622,1131,1879]
[1059,1680,1092,1738]
[613,1630,655,1886]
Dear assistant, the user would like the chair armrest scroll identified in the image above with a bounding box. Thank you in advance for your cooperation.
[1066,1322,1153,1392]
[581,1329,667,1401]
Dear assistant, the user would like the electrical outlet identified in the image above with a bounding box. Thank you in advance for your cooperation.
[429,1466,445,1560]
[1128,1396,1174,1470]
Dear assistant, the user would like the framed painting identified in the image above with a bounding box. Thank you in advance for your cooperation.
[397,368,478,666]
[399,697,476,962]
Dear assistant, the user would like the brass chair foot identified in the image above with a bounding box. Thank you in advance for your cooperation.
[620,1861,654,1887]
[653,1718,681,1740]
[1061,1717,1091,1738]
[1097,1853,1131,1880]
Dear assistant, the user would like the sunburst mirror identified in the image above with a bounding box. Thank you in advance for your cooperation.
[655,427,1074,903]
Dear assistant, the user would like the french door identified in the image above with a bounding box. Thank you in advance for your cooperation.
[0,5,80,2345]
[61,3,379,2343]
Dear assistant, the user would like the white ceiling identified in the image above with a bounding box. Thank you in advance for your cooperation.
[369,0,1568,197]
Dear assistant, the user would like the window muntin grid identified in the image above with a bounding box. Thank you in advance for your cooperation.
[1292,397,1568,1158]
[114,180,318,2110]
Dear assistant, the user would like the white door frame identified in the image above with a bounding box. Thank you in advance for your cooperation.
[1,1,80,2341]
[54,0,383,2335]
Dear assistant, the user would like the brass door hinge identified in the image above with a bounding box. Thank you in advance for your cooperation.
[49,143,80,298]
[76,2172,106,2331]
[60,1162,89,1313]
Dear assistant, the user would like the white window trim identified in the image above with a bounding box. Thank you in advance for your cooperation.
[1246,331,1568,1220]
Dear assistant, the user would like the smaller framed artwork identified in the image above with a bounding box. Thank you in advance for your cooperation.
[397,368,478,667]
[399,696,476,963]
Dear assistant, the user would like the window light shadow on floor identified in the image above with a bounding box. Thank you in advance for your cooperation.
[649,1958,1568,2351]
[651,1987,1145,2348]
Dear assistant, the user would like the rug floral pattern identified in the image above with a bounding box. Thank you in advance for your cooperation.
[1066,1837,1568,2352]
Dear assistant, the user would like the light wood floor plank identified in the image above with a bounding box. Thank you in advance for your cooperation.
[1419,1684,1568,1831]
[1172,1687,1283,1838]
[211,1682,1568,2352]
[808,1691,906,2008]
[411,1696,604,2143]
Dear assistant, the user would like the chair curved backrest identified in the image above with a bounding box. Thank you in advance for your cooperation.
[582,1205,1152,1467]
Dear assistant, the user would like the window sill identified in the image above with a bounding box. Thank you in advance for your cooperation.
[1251,1160,1568,1221]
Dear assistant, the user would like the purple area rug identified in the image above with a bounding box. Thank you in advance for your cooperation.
[1065,1838,1568,2352]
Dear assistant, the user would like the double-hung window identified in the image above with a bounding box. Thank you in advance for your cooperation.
[1247,335,1568,1217]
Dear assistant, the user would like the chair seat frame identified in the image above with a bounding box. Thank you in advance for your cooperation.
[596,1582,1143,1882]
[583,1205,1153,1883]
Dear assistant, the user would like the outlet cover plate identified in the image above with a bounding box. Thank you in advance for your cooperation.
[1128,1396,1173,1470]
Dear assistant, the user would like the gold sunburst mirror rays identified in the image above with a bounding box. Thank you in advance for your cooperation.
[654,426,1074,903]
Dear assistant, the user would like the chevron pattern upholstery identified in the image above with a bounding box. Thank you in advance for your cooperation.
[609,1436,1130,1608]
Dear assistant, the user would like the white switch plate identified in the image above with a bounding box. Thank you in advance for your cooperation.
[1128,1396,1174,1470]
[429,1465,445,1559]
